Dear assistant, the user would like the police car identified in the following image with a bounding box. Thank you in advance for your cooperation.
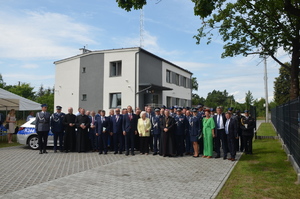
[17,118,55,150]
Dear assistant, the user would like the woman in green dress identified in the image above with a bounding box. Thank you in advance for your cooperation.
[202,109,215,158]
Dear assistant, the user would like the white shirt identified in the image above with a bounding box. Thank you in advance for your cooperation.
[225,119,230,134]
[217,114,224,129]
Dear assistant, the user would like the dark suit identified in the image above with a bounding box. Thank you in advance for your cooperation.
[122,113,138,154]
[75,114,90,152]
[96,116,110,154]
[225,118,238,159]
[89,116,97,151]
[159,116,176,156]
[110,114,124,153]
[35,111,51,153]
[213,113,228,158]
[241,116,255,154]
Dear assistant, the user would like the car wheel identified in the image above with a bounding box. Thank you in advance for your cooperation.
[28,135,39,150]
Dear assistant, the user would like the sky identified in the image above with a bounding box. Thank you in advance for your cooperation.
[0,0,289,103]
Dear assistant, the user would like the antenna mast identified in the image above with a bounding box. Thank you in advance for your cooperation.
[140,8,144,48]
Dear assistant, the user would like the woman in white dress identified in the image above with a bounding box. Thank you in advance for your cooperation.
[6,109,16,143]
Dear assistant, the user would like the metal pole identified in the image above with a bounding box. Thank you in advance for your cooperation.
[264,56,269,123]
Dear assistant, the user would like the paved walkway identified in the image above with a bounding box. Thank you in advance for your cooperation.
[0,145,242,199]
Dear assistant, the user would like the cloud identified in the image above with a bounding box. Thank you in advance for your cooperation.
[173,61,212,72]
[21,64,39,69]
[3,73,54,81]
[0,10,99,60]
[114,30,183,58]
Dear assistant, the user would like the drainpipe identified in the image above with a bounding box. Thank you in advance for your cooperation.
[135,50,139,109]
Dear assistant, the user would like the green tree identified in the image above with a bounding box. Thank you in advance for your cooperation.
[205,89,235,108]
[273,63,295,105]
[192,0,300,100]
[253,98,266,117]
[245,90,254,110]
[0,74,6,88]
[116,0,300,100]
[192,93,205,105]
[35,85,54,113]
[191,77,198,91]
[8,83,35,100]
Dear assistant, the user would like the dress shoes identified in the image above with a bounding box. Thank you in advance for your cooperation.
[223,157,227,160]
[54,150,57,153]
[39,151,43,154]
[214,155,221,159]
[99,152,103,155]
[185,152,190,155]
[104,152,107,154]
[114,152,118,154]
[131,152,135,156]
[119,151,122,154]
[125,151,129,156]
[43,151,48,154]
[153,152,158,156]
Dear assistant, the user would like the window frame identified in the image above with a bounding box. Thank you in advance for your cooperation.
[110,61,122,77]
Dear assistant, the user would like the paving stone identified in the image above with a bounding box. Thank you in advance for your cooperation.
[0,145,241,199]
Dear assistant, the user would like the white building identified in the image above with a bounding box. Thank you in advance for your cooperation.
[54,47,193,112]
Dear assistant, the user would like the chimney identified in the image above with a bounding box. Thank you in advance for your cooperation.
[79,46,92,54]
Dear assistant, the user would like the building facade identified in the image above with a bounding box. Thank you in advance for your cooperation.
[54,47,193,112]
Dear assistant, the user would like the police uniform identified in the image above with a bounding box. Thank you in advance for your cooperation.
[189,108,201,157]
[51,106,65,152]
[174,108,188,156]
[152,108,162,155]
[241,110,255,154]
[35,104,51,154]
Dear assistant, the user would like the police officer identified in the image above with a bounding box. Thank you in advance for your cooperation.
[152,108,162,155]
[174,108,188,156]
[51,106,65,152]
[241,110,255,154]
[35,104,51,154]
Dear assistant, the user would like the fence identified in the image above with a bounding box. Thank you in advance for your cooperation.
[271,97,300,168]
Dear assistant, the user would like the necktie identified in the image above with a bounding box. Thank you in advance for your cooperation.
[217,115,220,129]
[92,117,94,124]
[116,115,119,122]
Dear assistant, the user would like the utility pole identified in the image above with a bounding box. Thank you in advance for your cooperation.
[264,56,269,123]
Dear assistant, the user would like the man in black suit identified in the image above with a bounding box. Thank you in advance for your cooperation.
[213,106,228,159]
[225,112,238,161]
[122,105,138,156]
[96,110,110,154]
[110,108,124,154]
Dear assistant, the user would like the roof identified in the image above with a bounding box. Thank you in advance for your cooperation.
[54,47,193,75]
[0,88,41,111]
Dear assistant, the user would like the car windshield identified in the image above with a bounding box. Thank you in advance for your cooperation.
[30,120,36,125]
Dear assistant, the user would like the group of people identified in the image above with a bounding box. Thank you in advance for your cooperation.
[35,103,255,161]
[0,109,17,143]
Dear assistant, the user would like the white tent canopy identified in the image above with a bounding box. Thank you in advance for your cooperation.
[0,88,41,111]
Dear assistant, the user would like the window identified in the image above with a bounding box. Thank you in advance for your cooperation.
[110,61,122,77]
[82,67,86,73]
[176,98,180,106]
[181,99,187,107]
[167,96,172,108]
[182,76,187,87]
[82,94,87,101]
[166,70,171,83]
[110,93,121,108]
[175,73,180,85]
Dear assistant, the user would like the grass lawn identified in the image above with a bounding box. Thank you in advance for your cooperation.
[216,123,300,199]
[0,134,21,148]
[256,123,277,136]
